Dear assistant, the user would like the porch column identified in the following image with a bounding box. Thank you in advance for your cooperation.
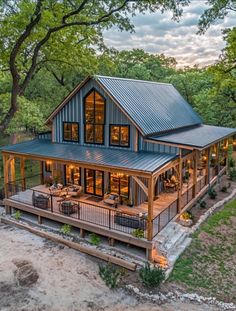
[206,147,210,185]
[147,176,154,242]
[9,156,15,183]
[193,150,198,197]
[133,178,138,206]
[40,161,44,185]
[20,157,26,191]
[177,149,183,213]
[3,154,9,198]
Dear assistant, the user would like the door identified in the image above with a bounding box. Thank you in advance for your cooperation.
[85,169,104,196]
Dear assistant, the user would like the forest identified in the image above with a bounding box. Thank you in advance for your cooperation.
[0,1,235,140]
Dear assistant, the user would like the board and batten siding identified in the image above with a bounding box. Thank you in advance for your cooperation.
[139,135,179,154]
[52,79,137,151]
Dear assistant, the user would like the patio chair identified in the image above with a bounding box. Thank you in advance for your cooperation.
[103,193,120,208]
[32,192,50,209]
[59,200,78,215]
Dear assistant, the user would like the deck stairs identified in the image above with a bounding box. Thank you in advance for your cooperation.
[153,221,192,274]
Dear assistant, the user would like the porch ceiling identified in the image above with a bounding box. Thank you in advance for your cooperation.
[0,139,177,177]
[149,124,236,150]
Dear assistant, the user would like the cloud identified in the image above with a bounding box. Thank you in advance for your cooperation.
[103,3,235,68]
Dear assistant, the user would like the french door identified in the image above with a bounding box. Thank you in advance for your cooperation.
[85,169,104,197]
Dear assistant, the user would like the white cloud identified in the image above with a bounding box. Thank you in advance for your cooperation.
[103,3,235,68]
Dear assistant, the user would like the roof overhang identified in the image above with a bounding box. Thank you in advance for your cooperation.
[1,140,178,178]
[147,124,236,150]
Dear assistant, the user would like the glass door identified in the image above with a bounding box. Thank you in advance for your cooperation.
[85,169,104,197]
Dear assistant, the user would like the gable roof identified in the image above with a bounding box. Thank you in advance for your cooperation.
[46,75,202,136]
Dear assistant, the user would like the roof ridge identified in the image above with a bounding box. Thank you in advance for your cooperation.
[94,75,172,86]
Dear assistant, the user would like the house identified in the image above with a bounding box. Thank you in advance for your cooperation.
[1,75,236,261]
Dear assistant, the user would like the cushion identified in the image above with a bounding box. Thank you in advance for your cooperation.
[109,195,115,200]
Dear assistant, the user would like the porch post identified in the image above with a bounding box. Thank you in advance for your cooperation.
[177,149,183,213]
[20,157,26,190]
[9,156,15,182]
[3,154,9,198]
[40,161,44,185]
[147,176,154,242]
[133,178,138,206]
[206,147,210,185]
[193,150,198,197]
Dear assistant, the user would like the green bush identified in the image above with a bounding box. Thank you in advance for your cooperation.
[132,228,144,238]
[89,233,101,246]
[139,262,165,288]
[99,263,121,289]
[221,186,228,193]
[199,200,207,209]
[229,168,236,181]
[181,211,193,220]
[208,187,217,199]
[228,157,235,168]
[60,224,72,235]
[14,210,21,221]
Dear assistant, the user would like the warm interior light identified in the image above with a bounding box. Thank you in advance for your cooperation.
[212,153,216,158]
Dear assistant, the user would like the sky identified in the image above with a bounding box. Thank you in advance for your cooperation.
[103,1,235,68]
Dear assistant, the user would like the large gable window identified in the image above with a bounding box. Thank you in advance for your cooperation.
[84,90,105,144]
[63,122,79,142]
[110,125,129,147]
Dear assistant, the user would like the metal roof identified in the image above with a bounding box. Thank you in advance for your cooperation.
[150,124,236,149]
[96,75,202,136]
[1,139,177,174]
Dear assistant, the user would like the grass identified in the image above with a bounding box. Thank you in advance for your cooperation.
[168,199,236,302]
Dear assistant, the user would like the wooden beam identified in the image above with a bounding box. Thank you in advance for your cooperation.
[177,149,183,213]
[1,151,152,179]
[3,154,9,198]
[206,147,210,184]
[132,176,148,196]
[147,176,154,242]
[20,157,25,191]
[193,150,198,197]
[9,156,15,183]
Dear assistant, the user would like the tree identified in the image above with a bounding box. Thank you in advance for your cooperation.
[198,0,236,33]
[0,0,188,133]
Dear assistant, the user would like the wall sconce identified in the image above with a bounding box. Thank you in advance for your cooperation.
[202,156,207,161]
[212,153,216,158]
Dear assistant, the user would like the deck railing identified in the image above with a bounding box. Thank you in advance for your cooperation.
[6,181,148,239]
[152,199,178,238]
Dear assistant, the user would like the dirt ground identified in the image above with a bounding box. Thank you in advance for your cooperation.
[0,223,223,311]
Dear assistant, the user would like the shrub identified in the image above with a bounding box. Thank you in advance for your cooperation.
[60,224,72,235]
[208,187,217,199]
[139,262,165,288]
[181,211,193,220]
[14,210,21,221]
[221,186,228,193]
[89,233,101,246]
[229,168,236,181]
[132,228,144,239]
[199,200,207,209]
[228,157,235,168]
[99,263,121,289]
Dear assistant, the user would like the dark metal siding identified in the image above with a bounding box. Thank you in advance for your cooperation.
[139,135,178,154]
[53,79,137,151]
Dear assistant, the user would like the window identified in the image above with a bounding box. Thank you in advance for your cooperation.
[109,173,129,198]
[63,122,79,142]
[84,90,105,144]
[110,125,129,147]
[45,161,52,173]
[65,165,81,185]
[85,169,104,196]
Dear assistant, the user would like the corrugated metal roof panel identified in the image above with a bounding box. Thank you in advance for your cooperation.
[1,140,177,174]
[96,75,202,136]
[150,124,236,148]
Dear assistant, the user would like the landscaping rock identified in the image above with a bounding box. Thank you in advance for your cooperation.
[14,263,39,287]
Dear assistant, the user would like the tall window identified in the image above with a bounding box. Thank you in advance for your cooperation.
[63,122,79,142]
[110,125,129,147]
[84,90,105,144]
[65,165,81,185]
[110,173,129,198]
